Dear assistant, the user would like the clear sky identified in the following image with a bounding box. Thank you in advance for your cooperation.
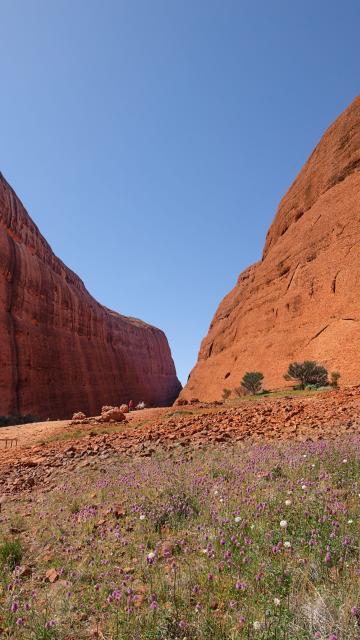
[1,1,359,384]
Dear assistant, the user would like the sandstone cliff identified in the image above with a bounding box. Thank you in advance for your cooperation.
[181,95,360,401]
[0,173,181,419]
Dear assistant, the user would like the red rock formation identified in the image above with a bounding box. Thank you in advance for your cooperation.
[0,174,181,419]
[181,95,360,401]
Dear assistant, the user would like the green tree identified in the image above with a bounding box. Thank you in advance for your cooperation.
[241,371,264,395]
[284,361,328,389]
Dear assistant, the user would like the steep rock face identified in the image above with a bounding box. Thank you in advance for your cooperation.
[181,95,360,401]
[0,174,181,419]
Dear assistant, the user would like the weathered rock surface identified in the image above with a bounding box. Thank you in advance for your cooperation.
[181,95,360,401]
[100,406,126,422]
[0,174,181,418]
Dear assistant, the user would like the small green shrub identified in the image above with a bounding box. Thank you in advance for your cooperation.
[241,371,264,395]
[222,388,231,401]
[0,538,23,570]
[69,500,81,514]
[284,361,328,389]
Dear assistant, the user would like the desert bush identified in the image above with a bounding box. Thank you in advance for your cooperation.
[331,371,341,388]
[284,361,328,389]
[241,371,264,394]
[222,388,231,401]
[233,385,248,398]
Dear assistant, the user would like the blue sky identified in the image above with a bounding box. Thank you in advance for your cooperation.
[1,1,359,384]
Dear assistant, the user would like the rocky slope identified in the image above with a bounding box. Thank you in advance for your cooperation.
[2,387,360,495]
[0,173,181,419]
[181,95,360,401]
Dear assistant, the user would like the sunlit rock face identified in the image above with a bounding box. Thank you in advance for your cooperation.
[0,173,181,419]
[181,96,360,401]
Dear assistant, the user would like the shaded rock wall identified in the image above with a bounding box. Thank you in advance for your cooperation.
[0,174,181,419]
[181,95,360,401]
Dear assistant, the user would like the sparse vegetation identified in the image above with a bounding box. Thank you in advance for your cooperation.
[241,371,264,395]
[331,370,341,388]
[233,385,247,398]
[284,361,329,389]
[0,441,360,638]
[0,538,23,570]
[222,387,231,401]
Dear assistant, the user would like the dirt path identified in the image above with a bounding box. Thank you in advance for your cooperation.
[0,407,170,451]
[0,420,69,450]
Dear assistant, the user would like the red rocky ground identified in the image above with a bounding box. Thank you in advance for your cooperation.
[1,387,360,496]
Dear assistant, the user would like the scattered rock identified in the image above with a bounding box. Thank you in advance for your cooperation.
[100,407,126,423]
[72,411,86,421]
[45,568,60,583]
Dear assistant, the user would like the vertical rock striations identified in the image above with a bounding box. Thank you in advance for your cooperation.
[181,95,360,401]
[0,174,181,419]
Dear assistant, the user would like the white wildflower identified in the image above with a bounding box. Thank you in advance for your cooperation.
[280,520,288,529]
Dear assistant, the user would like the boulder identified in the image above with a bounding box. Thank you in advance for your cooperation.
[100,406,126,422]
[72,411,86,421]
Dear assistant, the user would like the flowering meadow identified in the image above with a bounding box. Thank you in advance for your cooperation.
[0,438,359,639]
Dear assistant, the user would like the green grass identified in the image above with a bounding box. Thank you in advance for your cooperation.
[0,538,23,570]
[225,386,333,406]
[40,422,131,444]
